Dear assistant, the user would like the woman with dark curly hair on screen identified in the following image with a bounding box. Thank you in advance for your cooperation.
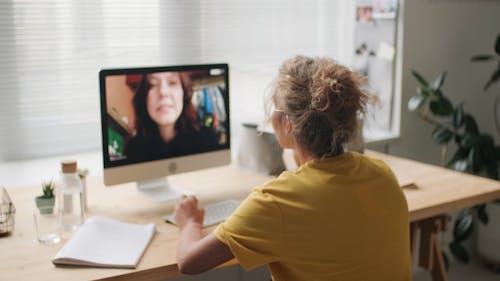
[173,55,411,281]
[125,71,220,160]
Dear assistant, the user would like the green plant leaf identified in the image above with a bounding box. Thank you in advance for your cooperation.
[470,55,494,62]
[417,87,430,97]
[453,159,468,172]
[479,136,498,179]
[468,147,483,173]
[449,241,469,263]
[479,134,495,146]
[78,168,89,179]
[452,103,464,128]
[463,114,479,134]
[447,147,469,168]
[476,204,489,225]
[431,71,447,91]
[40,180,55,198]
[453,210,474,242]
[484,160,499,180]
[429,97,454,116]
[411,70,429,87]
[495,34,500,55]
[434,89,444,98]
[464,135,476,143]
[408,94,426,111]
[484,67,500,91]
[479,134,496,161]
[432,127,453,144]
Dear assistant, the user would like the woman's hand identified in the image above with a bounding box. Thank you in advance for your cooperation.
[173,195,233,274]
[173,195,205,230]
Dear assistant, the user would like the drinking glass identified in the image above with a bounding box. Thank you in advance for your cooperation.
[33,206,61,245]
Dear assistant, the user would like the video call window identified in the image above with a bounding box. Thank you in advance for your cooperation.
[102,67,229,167]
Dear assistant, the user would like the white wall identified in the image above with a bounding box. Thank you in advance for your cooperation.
[388,0,500,165]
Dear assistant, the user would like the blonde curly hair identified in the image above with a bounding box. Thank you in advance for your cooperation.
[267,55,371,158]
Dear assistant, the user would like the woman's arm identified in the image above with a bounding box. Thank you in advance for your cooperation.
[174,196,234,274]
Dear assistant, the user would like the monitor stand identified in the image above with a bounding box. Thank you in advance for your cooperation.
[137,177,195,202]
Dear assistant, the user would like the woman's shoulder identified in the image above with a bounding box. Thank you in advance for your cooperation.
[254,170,300,195]
[305,152,392,173]
[354,152,396,175]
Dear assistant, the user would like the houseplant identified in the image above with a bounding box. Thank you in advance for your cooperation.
[470,34,500,135]
[408,33,500,267]
[470,34,500,269]
[35,181,55,214]
[78,168,89,211]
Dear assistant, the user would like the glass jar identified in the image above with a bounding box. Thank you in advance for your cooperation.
[58,160,84,233]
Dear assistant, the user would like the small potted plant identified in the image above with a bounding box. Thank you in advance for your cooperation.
[78,168,89,211]
[78,168,89,181]
[35,181,55,214]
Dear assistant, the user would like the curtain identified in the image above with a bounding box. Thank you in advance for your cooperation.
[0,0,355,161]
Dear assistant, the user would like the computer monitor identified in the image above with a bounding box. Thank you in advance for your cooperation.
[99,64,230,201]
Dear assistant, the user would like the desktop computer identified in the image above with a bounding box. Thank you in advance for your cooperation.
[99,64,230,201]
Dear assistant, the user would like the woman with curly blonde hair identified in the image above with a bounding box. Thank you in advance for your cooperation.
[173,55,411,281]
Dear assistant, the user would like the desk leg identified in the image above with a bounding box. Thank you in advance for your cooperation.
[416,215,449,281]
[410,222,417,258]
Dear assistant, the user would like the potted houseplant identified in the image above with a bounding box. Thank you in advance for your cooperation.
[78,168,89,211]
[408,70,498,266]
[408,35,500,269]
[35,181,55,214]
[470,34,500,269]
[470,34,500,135]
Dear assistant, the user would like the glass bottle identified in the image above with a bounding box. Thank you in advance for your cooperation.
[58,160,84,233]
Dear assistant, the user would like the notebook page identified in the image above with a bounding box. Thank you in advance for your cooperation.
[53,216,155,268]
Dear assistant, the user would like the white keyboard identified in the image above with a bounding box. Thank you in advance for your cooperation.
[164,199,240,227]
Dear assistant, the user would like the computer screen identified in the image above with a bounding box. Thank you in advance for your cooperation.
[99,64,230,201]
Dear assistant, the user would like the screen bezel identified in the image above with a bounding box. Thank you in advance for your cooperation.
[99,63,230,171]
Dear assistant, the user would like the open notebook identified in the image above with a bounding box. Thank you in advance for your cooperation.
[53,216,156,269]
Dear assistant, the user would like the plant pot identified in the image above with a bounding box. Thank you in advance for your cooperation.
[35,197,55,214]
[81,178,87,211]
[477,202,500,267]
[236,123,285,176]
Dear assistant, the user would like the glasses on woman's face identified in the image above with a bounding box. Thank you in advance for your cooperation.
[270,104,285,114]
[270,105,287,123]
[261,104,288,135]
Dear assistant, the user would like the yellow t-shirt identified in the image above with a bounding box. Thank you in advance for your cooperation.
[214,152,411,281]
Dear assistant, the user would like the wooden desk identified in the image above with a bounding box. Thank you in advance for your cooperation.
[1,151,499,281]
[369,150,500,281]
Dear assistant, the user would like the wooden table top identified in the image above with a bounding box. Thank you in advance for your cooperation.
[1,150,499,280]
[367,150,500,221]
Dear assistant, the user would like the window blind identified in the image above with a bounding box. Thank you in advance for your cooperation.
[0,0,355,161]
